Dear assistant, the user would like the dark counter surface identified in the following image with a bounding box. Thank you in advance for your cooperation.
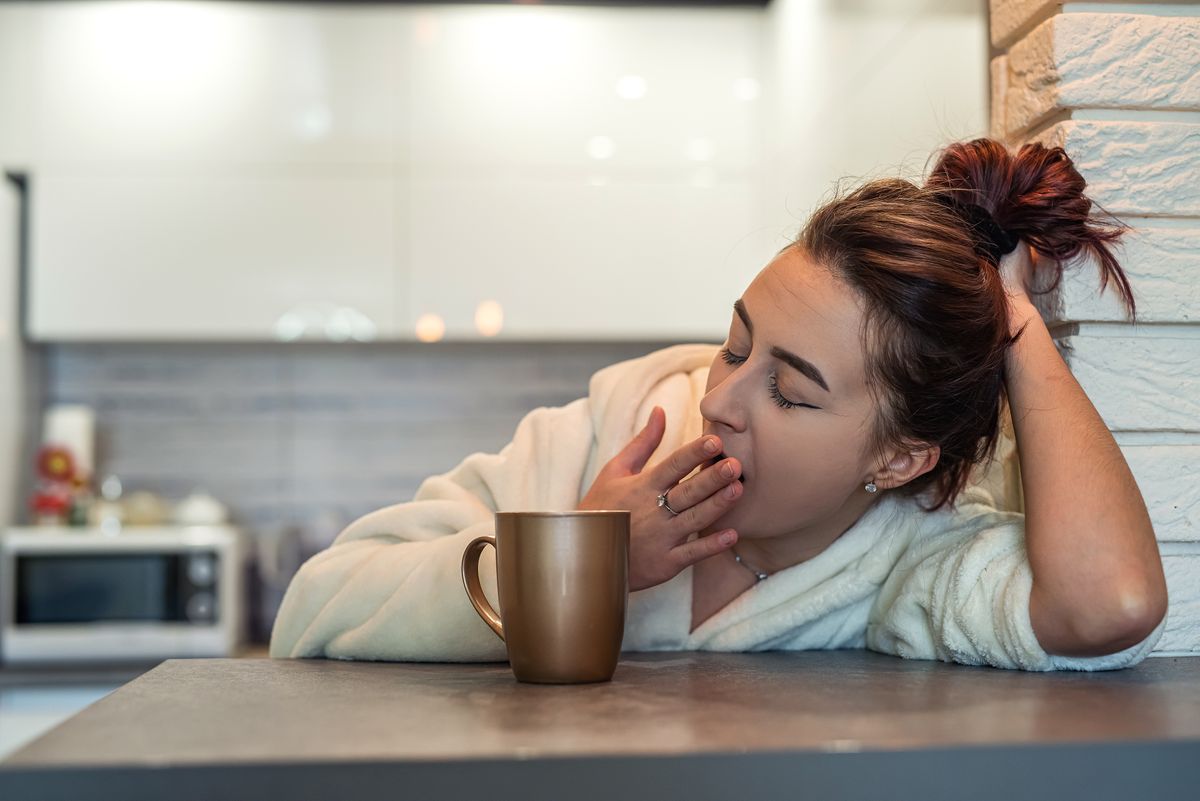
[0,645,270,688]
[2,650,1199,800]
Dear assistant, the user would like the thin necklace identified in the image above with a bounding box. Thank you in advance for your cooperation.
[731,545,771,582]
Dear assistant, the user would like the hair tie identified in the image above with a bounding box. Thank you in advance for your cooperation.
[932,194,1020,263]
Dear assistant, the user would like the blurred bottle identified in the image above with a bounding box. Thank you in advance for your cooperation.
[68,487,93,526]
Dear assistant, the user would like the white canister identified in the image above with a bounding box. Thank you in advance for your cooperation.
[42,404,95,482]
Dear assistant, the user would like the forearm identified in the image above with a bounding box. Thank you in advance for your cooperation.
[269,522,508,661]
[1004,305,1168,655]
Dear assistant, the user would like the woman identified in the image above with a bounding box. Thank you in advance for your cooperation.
[269,138,1169,671]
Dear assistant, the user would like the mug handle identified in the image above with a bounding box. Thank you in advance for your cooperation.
[461,534,504,642]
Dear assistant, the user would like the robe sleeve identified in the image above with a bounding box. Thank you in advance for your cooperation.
[865,503,1167,671]
[268,396,597,662]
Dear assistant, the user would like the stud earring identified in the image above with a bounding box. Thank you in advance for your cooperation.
[864,479,878,493]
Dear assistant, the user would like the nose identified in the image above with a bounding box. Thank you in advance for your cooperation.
[700,360,751,434]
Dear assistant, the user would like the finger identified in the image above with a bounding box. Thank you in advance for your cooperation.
[618,405,666,474]
[650,431,722,488]
[667,477,742,540]
[670,529,737,569]
[668,456,741,511]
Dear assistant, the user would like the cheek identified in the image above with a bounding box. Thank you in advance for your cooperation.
[754,429,861,500]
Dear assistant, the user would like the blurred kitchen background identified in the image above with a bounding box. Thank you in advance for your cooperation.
[0,0,987,756]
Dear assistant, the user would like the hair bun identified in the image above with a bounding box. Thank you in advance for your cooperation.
[932,194,1020,264]
[926,137,1135,320]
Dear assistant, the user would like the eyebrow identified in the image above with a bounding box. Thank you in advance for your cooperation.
[733,298,832,394]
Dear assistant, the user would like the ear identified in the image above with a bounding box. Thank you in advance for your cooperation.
[873,442,940,490]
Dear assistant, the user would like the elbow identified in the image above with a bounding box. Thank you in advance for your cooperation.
[1079,584,1168,656]
[1100,585,1168,654]
[1033,577,1168,658]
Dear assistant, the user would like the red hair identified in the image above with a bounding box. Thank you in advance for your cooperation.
[790,138,1134,513]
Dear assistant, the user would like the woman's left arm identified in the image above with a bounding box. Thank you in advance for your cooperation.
[1001,246,1169,657]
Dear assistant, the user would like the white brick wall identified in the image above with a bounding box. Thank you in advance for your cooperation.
[989,1,1200,656]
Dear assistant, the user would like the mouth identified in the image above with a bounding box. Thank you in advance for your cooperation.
[706,451,746,484]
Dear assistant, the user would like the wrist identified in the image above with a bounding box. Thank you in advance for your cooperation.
[1003,302,1055,383]
[1007,298,1041,339]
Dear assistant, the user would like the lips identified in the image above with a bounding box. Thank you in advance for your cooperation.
[706,451,746,484]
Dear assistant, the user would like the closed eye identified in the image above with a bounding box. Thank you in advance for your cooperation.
[719,347,819,410]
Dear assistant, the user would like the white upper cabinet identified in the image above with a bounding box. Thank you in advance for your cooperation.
[22,2,770,342]
[28,170,396,341]
[403,8,762,172]
[403,173,762,341]
[400,7,768,341]
[14,2,985,342]
[31,2,400,166]
[23,3,402,341]
[0,5,34,166]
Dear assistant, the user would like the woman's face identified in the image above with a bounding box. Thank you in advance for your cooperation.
[699,245,889,544]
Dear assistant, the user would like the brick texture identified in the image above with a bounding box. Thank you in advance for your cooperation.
[1002,14,1200,137]
[991,0,1200,654]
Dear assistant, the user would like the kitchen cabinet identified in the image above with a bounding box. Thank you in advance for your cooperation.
[30,2,400,167]
[403,8,762,172]
[27,170,396,341]
[0,5,33,167]
[404,173,762,341]
[23,2,405,341]
[19,3,771,341]
[402,8,768,342]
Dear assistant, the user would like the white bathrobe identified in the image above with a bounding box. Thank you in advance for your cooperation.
[269,343,1166,671]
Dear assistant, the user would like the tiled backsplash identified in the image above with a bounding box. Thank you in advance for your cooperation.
[25,341,697,641]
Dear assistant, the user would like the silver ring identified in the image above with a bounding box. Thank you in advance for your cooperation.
[656,491,681,516]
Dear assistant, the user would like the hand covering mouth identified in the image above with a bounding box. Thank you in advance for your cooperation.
[706,451,746,483]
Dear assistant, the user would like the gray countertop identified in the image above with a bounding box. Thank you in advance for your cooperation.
[0,644,270,688]
[2,650,1199,801]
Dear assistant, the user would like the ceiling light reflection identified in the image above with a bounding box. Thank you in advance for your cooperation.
[587,136,615,160]
[415,313,446,342]
[615,75,647,100]
[475,300,504,337]
[733,77,760,101]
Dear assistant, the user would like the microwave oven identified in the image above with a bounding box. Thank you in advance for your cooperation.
[0,525,247,665]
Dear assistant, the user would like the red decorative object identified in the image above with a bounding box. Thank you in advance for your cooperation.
[37,444,77,483]
[30,484,72,516]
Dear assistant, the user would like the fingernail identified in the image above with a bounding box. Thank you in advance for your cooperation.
[704,437,719,454]
[720,531,735,546]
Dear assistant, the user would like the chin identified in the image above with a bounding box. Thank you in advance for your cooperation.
[713,498,748,526]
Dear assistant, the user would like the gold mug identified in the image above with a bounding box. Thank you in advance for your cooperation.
[461,510,630,684]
